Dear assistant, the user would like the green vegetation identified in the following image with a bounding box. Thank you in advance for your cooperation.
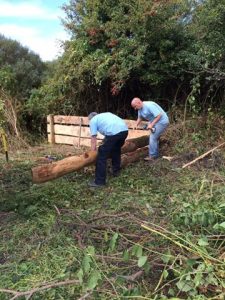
[28,0,225,119]
[0,119,224,299]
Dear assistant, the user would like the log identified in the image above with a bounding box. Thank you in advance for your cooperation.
[121,147,148,167]
[32,135,149,183]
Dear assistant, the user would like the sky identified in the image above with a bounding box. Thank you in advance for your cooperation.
[0,0,70,61]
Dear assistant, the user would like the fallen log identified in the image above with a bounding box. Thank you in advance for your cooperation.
[121,147,148,168]
[32,135,149,184]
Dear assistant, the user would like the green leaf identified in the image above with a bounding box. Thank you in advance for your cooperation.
[198,237,209,246]
[104,231,108,242]
[144,262,151,274]
[77,268,84,283]
[138,256,148,268]
[82,255,92,273]
[109,233,119,251]
[161,252,172,264]
[131,245,143,258]
[193,272,203,287]
[86,246,95,256]
[87,270,101,290]
[219,222,225,229]
[163,270,169,279]
[123,249,130,262]
[176,280,193,292]
[168,288,175,296]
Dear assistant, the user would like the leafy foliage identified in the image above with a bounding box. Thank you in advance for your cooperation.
[0,35,47,136]
[31,0,195,116]
[0,35,45,100]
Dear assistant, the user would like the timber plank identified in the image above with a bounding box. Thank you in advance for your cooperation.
[47,135,102,147]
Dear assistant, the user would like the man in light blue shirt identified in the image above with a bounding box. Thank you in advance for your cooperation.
[88,112,128,187]
[131,97,169,160]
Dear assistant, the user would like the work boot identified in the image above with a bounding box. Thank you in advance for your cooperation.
[144,156,158,163]
[112,171,120,177]
[88,180,105,188]
[144,157,155,161]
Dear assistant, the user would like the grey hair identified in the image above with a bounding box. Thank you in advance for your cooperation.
[88,112,98,120]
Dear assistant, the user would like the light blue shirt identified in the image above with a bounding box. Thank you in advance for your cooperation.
[90,112,128,136]
[138,101,169,125]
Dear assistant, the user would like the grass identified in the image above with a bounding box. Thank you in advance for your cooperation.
[0,117,225,299]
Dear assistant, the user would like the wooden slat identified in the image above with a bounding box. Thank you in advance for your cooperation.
[47,115,89,126]
[48,124,148,139]
[48,131,149,147]
[47,115,148,128]
[47,124,104,139]
[48,135,102,147]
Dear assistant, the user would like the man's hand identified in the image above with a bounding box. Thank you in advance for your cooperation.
[134,118,142,130]
[147,123,153,130]
[91,136,97,151]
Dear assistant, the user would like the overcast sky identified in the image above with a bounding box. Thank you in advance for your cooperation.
[0,0,70,61]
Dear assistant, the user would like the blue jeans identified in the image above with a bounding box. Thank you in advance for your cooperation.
[149,123,169,158]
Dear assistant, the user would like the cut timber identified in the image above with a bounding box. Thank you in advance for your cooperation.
[32,135,149,184]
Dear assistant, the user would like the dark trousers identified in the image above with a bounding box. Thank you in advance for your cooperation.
[95,131,128,184]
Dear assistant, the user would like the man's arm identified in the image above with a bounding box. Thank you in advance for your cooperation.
[135,117,142,129]
[91,136,97,151]
[147,113,162,130]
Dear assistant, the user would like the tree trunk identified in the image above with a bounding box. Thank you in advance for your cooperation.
[32,135,149,184]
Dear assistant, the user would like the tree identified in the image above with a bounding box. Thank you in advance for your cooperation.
[33,0,193,117]
[0,35,45,100]
[0,35,46,133]
[32,0,225,121]
[182,0,225,111]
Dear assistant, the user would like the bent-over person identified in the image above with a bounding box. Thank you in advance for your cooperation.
[88,112,128,187]
[131,97,169,161]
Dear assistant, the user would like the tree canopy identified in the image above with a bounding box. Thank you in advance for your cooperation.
[0,35,45,101]
[5,0,225,124]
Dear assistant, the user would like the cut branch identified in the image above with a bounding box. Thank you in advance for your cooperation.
[182,142,225,169]
[0,279,79,300]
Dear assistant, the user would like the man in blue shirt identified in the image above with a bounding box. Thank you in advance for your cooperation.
[88,112,128,187]
[131,97,169,161]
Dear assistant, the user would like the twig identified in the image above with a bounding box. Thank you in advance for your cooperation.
[88,212,130,223]
[78,291,93,300]
[118,270,143,282]
[0,279,79,300]
[182,142,225,169]
[53,205,61,215]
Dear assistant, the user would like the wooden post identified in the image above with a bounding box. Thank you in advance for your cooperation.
[78,117,83,147]
[49,114,55,144]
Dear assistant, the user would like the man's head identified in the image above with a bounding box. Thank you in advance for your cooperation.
[131,97,143,110]
[88,112,98,120]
